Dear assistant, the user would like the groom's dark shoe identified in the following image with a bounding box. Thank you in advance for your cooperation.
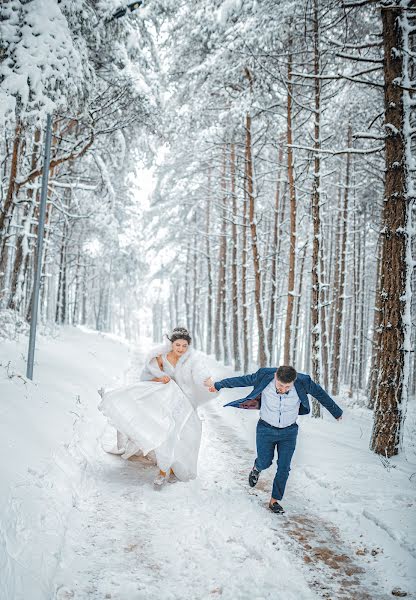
[248,466,260,487]
[269,501,285,514]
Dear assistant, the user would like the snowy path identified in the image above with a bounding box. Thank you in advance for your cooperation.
[2,330,414,600]
[53,404,390,600]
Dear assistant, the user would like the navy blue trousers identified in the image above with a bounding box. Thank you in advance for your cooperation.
[254,419,298,500]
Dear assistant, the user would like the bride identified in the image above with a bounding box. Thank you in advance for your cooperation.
[99,327,216,487]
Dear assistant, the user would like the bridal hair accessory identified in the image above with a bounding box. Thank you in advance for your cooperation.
[167,327,192,344]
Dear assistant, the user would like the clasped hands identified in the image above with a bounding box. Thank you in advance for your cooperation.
[204,377,217,393]
[157,376,216,389]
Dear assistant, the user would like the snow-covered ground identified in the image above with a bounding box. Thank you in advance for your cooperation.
[0,328,415,599]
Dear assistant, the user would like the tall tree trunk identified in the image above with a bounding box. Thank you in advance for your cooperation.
[55,222,68,324]
[358,215,367,390]
[292,241,307,366]
[329,182,343,352]
[267,144,284,362]
[242,143,250,371]
[310,0,323,416]
[206,168,213,355]
[331,126,352,395]
[81,262,88,325]
[349,204,360,396]
[0,120,22,303]
[245,81,267,366]
[185,242,191,329]
[230,143,241,370]
[72,246,82,325]
[371,5,412,457]
[214,147,227,362]
[191,214,198,340]
[283,40,297,366]
[367,239,383,408]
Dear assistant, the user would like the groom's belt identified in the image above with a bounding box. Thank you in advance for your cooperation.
[258,418,297,430]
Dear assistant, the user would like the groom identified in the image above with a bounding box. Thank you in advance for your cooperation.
[206,366,342,514]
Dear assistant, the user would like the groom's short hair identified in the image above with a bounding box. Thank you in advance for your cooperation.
[276,366,297,383]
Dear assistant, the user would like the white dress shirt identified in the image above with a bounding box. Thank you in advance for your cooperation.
[260,379,300,428]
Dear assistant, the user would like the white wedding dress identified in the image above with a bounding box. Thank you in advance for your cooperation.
[98,344,216,481]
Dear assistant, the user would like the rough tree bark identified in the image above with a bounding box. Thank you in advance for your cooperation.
[245,68,267,367]
[267,143,284,363]
[371,5,412,457]
[205,167,214,355]
[283,38,297,366]
[214,146,227,362]
[310,0,324,415]
[230,143,242,370]
[331,126,352,396]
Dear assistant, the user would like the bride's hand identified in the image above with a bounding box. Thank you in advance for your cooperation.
[204,377,217,392]
[161,376,171,384]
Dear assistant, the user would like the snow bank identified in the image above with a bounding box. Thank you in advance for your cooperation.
[0,327,131,600]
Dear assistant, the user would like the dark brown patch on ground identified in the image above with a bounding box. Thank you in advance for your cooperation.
[281,512,387,599]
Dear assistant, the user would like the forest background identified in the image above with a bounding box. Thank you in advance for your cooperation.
[0,0,415,459]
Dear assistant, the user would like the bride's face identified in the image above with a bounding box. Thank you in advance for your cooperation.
[172,339,189,357]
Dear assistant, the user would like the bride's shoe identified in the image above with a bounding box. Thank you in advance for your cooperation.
[153,471,168,489]
[168,469,178,483]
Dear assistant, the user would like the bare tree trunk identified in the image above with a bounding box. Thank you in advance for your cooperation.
[206,168,213,355]
[245,88,267,366]
[332,126,352,395]
[81,262,88,325]
[72,246,82,324]
[242,144,250,372]
[214,147,227,362]
[185,242,191,329]
[358,215,367,390]
[230,143,241,370]
[329,182,342,351]
[283,42,297,366]
[191,215,198,339]
[0,120,22,303]
[292,241,307,367]
[55,222,68,324]
[267,144,284,362]
[371,5,412,457]
[349,204,360,396]
[310,0,323,416]
[319,238,330,391]
[367,239,383,408]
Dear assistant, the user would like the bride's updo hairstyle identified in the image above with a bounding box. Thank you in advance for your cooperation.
[167,327,192,344]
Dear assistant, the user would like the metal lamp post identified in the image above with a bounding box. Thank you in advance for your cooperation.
[26,114,53,379]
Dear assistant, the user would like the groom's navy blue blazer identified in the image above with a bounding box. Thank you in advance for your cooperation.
[214,368,343,419]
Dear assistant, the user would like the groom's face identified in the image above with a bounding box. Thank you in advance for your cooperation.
[275,375,294,394]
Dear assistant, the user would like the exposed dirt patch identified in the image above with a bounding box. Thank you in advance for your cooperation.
[281,512,387,599]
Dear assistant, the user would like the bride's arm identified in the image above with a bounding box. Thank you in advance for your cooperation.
[140,356,170,383]
[141,356,171,384]
[152,356,170,383]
